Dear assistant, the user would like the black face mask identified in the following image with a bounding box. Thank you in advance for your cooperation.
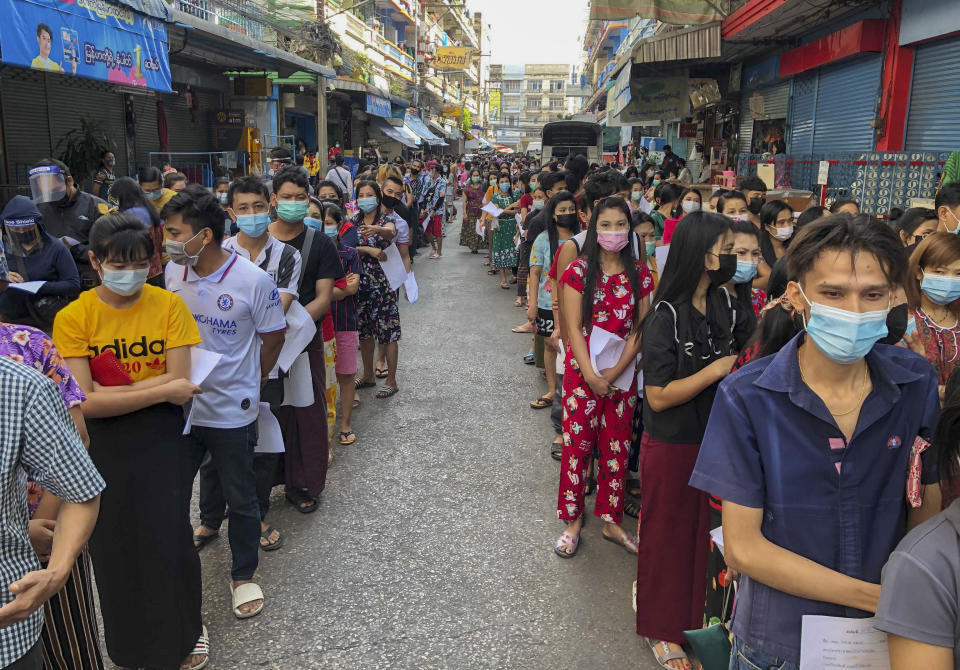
[411,168,421,175]
[381,194,400,209]
[707,253,737,286]
[748,197,764,215]
[879,303,909,345]
[555,214,578,229]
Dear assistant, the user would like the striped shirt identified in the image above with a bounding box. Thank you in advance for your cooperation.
[0,356,105,667]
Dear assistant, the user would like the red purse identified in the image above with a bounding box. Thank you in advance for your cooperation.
[89,350,134,386]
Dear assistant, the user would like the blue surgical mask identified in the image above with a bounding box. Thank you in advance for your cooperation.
[921,273,960,305]
[533,200,545,210]
[144,190,162,201]
[631,191,641,201]
[731,260,758,284]
[324,225,339,238]
[799,285,888,364]
[357,197,379,213]
[304,216,324,231]
[644,241,656,259]
[100,266,149,296]
[947,208,960,235]
[499,183,510,193]
[236,212,270,237]
[277,200,308,223]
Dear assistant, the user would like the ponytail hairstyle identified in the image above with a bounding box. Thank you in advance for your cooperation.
[579,196,644,335]
[744,256,801,358]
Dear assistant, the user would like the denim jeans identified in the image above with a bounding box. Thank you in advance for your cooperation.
[191,422,259,581]
[729,636,798,670]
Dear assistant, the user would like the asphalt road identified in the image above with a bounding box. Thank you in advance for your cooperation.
[183,213,662,670]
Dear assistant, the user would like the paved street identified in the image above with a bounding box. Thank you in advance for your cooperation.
[189,214,661,669]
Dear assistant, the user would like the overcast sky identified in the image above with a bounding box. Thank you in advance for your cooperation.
[465,0,590,66]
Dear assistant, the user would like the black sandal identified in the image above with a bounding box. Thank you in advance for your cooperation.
[585,477,596,496]
[376,386,399,399]
[193,530,219,550]
[259,526,284,551]
[285,489,318,514]
[355,379,376,389]
[623,496,642,519]
[375,367,388,379]
[550,442,563,461]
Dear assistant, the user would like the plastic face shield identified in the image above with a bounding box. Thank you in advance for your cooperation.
[4,218,42,256]
[28,165,67,203]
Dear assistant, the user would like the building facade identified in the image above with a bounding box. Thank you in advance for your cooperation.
[489,63,576,151]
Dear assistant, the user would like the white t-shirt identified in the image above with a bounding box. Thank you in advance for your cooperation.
[222,234,302,299]
[386,211,410,245]
[166,252,287,429]
[325,166,353,198]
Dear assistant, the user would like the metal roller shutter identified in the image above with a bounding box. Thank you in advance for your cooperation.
[811,55,881,152]
[787,72,816,154]
[904,37,960,151]
[133,94,160,172]
[1,69,52,184]
[738,81,789,154]
[47,77,128,181]
[161,88,220,155]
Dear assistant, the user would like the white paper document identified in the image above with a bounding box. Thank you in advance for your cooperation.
[637,196,654,214]
[709,527,724,557]
[403,272,418,303]
[655,245,670,281]
[799,616,890,670]
[588,327,634,391]
[62,236,81,247]
[378,244,407,291]
[8,281,46,294]
[273,301,316,375]
[189,347,222,386]
[281,351,315,407]
[475,218,485,237]
[254,402,285,454]
[481,202,503,218]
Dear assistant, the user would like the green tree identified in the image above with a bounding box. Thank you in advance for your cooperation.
[461,109,472,133]
[57,118,115,186]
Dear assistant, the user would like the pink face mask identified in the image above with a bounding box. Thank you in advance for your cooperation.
[597,231,629,252]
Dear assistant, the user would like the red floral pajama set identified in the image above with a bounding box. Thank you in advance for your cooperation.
[557,258,654,524]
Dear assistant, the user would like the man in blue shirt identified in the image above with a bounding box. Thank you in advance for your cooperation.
[690,215,942,669]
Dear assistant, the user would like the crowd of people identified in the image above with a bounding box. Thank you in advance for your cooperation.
[455,150,960,670]
[0,148,471,669]
[4,141,960,670]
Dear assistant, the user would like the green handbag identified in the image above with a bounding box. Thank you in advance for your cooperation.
[683,581,736,670]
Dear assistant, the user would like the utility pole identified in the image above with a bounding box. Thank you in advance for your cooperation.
[316,0,329,167]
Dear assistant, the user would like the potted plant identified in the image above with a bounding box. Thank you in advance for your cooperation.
[57,118,116,188]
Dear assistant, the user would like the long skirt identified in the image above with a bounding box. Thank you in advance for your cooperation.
[635,432,711,645]
[459,214,482,251]
[86,403,202,670]
[275,329,329,497]
[492,217,518,268]
[40,549,105,670]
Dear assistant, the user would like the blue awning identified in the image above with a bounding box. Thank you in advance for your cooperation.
[371,118,419,148]
[404,112,444,144]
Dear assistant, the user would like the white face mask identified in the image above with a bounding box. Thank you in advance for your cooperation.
[682,200,700,213]
[729,214,750,222]
[771,224,794,241]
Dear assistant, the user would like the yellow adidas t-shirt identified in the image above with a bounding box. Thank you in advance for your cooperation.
[53,284,201,382]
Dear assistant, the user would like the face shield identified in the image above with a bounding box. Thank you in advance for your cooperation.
[4,218,43,256]
[28,165,67,203]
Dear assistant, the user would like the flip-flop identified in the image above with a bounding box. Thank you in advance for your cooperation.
[530,395,553,409]
[339,431,356,445]
[375,367,388,379]
[376,386,399,399]
[623,496,642,519]
[193,530,219,550]
[550,442,563,461]
[554,531,581,558]
[523,353,535,365]
[500,283,510,290]
[603,531,639,555]
[259,526,283,551]
[355,379,376,389]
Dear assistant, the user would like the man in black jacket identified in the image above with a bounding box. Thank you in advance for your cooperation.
[29,158,108,289]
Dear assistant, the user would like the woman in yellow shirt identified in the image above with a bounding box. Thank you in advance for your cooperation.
[53,214,209,670]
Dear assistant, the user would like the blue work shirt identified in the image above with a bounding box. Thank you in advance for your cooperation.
[689,333,939,664]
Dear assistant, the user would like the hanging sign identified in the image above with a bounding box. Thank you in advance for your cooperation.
[434,46,469,70]
[365,94,392,118]
[0,0,172,91]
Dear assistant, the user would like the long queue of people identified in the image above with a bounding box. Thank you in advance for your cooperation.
[463,152,960,670]
[0,150,452,669]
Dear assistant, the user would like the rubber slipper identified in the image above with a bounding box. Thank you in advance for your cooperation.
[523,353,536,365]
[181,625,209,670]
[339,431,356,445]
[550,442,563,461]
[230,582,264,619]
[500,283,510,289]
[259,526,283,551]
[376,386,399,399]
[603,531,639,555]
[375,367,388,379]
[554,531,581,558]
[530,395,553,409]
[623,496,642,519]
[193,530,219,551]
[355,379,376,389]
[648,639,690,670]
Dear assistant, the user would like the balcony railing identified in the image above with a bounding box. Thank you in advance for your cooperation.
[177,0,269,43]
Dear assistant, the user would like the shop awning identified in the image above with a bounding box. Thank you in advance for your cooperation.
[394,123,422,147]
[631,21,722,64]
[330,79,369,93]
[589,0,723,25]
[404,113,446,144]
[371,118,420,148]
[120,0,172,20]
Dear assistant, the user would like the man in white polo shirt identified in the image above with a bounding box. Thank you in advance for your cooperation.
[162,185,286,620]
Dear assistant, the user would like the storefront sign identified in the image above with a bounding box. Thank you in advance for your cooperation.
[442,106,461,117]
[489,89,501,120]
[610,61,633,117]
[679,123,697,138]
[215,109,245,125]
[365,94,392,118]
[434,46,469,70]
[618,76,689,124]
[0,0,171,91]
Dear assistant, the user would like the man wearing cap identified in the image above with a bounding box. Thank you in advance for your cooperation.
[28,159,108,289]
